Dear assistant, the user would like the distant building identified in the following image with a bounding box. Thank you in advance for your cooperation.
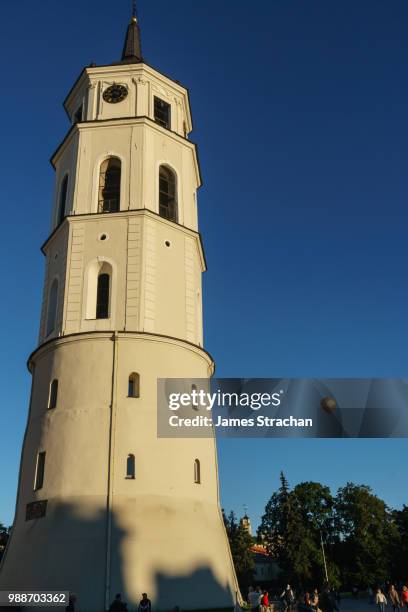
[250,544,281,584]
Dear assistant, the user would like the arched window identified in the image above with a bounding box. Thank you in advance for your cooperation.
[194,459,201,484]
[46,278,58,336]
[159,166,177,222]
[48,379,58,409]
[128,373,140,398]
[96,273,110,319]
[58,176,68,225]
[98,157,121,213]
[126,454,135,479]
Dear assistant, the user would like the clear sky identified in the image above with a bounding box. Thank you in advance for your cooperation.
[1,0,407,529]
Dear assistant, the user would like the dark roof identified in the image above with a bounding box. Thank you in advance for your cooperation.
[121,16,143,63]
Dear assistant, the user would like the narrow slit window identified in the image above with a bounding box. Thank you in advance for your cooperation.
[159,166,177,222]
[154,97,171,129]
[48,379,58,409]
[58,176,68,225]
[194,459,201,484]
[34,452,46,490]
[126,454,135,479]
[96,273,110,319]
[128,373,140,398]
[98,157,121,213]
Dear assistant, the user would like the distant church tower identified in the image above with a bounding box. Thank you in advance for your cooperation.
[240,513,252,537]
[0,8,239,611]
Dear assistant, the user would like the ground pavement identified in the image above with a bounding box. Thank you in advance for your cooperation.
[339,599,375,611]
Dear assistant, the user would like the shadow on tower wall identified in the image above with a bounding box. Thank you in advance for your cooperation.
[0,499,235,612]
[155,567,235,611]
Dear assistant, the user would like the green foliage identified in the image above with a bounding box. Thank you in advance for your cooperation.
[334,483,400,587]
[223,510,254,591]
[259,473,319,588]
[257,475,403,589]
[391,505,408,581]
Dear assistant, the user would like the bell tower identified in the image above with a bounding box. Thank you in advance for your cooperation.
[0,8,239,611]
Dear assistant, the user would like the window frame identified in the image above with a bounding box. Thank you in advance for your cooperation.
[158,165,178,222]
[154,96,171,130]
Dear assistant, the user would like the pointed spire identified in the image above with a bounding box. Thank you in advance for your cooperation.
[121,1,143,63]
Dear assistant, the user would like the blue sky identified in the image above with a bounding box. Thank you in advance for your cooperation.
[1,0,408,529]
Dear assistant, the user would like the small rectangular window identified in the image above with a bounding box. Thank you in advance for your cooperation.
[126,454,135,479]
[154,97,171,130]
[34,452,46,490]
[48,379,58,409]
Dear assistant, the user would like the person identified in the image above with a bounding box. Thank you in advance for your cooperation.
[310,589,319,611]
[66,594,77,612]
[319,587,339,612]
[138,593,152,612]
[400,586,408,609]
[281,585,295,612]
[375,588,387,612]
[248,586,262,611]
[389,585,401,611]
[304,593,313,607]
[261,590,270,612]
[301,593,315,611]
[109,593,127,612]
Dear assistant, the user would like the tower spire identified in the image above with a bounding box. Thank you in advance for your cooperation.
[121,1,143,63]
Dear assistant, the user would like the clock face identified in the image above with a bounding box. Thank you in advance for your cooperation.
[103,84,128,104]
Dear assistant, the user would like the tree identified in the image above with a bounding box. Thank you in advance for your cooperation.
[258,472,313,588]
[334,483,398,587]
[223,510,254,590]
[391,505,408,582]
[292,482,340,587]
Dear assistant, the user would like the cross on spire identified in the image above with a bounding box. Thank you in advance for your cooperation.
[121,0,143,62]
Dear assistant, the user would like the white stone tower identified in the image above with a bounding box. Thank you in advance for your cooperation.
[0,8,239,611]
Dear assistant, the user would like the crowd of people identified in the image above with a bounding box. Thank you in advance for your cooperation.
[64,583,408,612]
[369,584,408,611]
[247,584,340,611]
[247,583,408,611]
